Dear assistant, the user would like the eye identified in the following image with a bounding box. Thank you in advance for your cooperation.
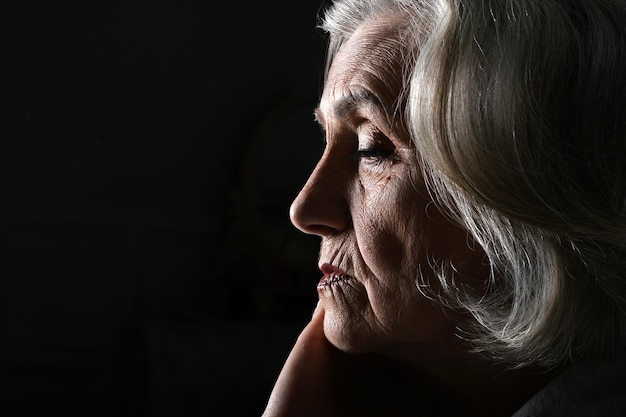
[355,148,394,160]
[353,125,396,165]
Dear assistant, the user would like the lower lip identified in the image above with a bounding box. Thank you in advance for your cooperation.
[317,274,352,289]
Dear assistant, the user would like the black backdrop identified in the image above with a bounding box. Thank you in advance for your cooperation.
[1,1,329,415]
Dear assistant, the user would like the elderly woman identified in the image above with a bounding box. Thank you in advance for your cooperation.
[263,0,626,415]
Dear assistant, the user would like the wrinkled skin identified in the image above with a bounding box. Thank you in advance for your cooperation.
[262,304,450,417]
[262,14,551,417]
[291,15,484,360]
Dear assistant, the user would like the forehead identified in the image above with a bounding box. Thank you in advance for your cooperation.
[319,16,408,120]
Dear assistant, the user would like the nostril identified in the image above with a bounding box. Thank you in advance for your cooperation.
[302,224,340,237]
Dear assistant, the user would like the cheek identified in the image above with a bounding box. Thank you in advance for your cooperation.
[356,179,429,268]
[356,220,422,285]
[353,192,432,305]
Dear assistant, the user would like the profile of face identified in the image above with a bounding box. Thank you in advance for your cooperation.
[290,15,486,357]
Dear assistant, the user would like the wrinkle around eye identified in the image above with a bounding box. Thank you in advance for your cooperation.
[355,148,395,160]
[357,151,398,178]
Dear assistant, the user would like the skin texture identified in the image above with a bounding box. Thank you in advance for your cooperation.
[261,304,336,417]
[292,16,484,358]
[262,304,451,417]
[263,15,554,417]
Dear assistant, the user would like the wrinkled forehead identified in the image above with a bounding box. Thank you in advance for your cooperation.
[323,15,409,112]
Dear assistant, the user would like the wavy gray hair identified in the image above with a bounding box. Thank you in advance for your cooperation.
[320,0,626,368]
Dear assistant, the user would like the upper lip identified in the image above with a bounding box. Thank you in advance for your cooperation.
[319,262,348,276]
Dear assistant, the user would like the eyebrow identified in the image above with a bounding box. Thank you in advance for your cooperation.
[314,90,384,127]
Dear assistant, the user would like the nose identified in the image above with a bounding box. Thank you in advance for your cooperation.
[289,153,351,236]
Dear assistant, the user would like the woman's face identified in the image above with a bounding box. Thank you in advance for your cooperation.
[290,17,485,355]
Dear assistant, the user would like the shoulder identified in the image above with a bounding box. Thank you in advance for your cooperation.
[513,356,626,417]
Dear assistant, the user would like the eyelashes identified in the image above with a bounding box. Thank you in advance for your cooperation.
[318,122,398,167]
[355,148,394,161]
[355,126,396,165]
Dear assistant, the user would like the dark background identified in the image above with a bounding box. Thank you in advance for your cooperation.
[1,1,329,415]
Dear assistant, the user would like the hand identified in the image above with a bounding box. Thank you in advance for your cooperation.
[261,303,448,417]
[261,302,335,417]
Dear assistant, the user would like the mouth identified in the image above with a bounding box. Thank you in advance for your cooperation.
[317,263,354,289]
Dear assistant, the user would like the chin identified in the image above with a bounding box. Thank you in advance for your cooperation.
[323,311,384,354]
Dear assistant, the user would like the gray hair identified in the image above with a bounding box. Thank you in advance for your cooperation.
[320,0,626,368]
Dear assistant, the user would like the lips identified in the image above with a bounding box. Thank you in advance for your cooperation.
[318,263,353,289]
